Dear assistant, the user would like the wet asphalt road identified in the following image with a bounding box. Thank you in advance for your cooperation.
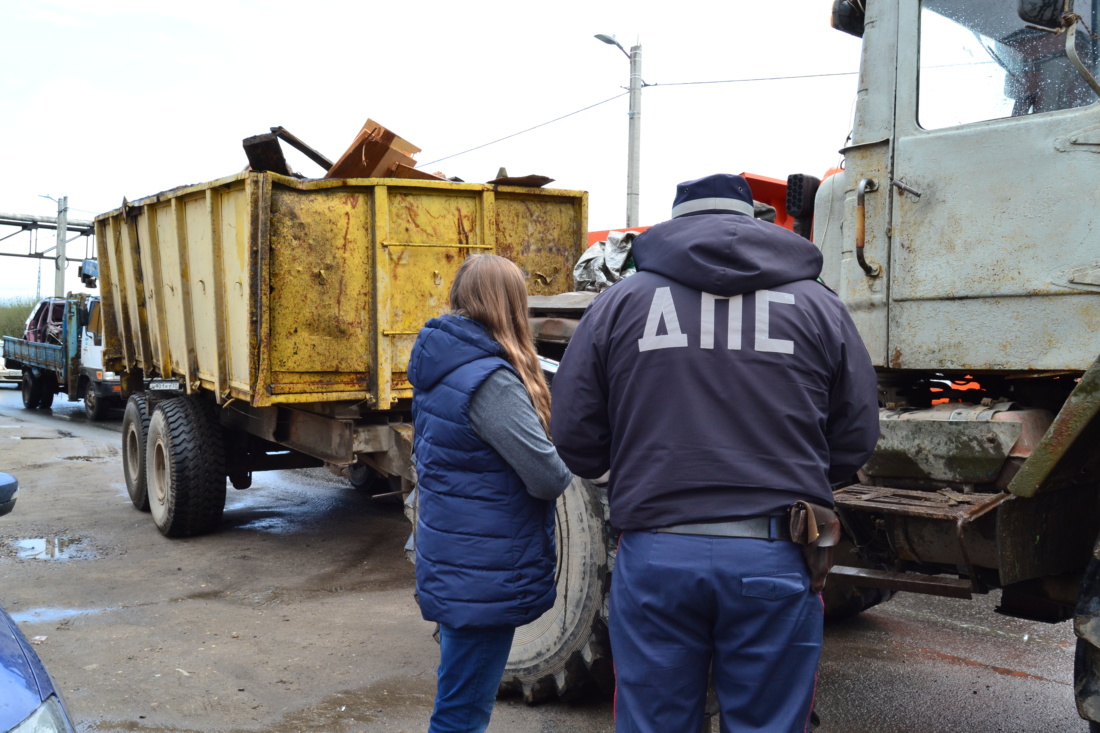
[0,384,1087,732]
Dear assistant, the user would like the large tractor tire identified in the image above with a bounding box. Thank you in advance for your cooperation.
[500,477,614,703]
[122,394,152,511]
[146,396,227,537]
[1074,532,1100,727]
[406,476,614,703]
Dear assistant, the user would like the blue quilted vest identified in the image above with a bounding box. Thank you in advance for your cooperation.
[407,314,557,629]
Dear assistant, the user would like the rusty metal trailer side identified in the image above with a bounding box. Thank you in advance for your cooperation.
[96,171,587,530]
[95,171,588,411]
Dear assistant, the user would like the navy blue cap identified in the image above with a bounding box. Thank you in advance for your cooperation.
[671,173,754,219]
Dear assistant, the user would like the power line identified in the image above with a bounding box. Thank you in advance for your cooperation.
[419,71,860,168]
[645,70,859,87]
[418,92,628,168]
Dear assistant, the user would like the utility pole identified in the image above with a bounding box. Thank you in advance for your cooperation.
[54,196,68,297]
[595,35,644,227]
[626,44,642,227]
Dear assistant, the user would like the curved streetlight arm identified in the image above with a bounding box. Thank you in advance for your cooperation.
[594,34,630,58]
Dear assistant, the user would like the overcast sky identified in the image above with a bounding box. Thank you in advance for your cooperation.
[0,0,862,300]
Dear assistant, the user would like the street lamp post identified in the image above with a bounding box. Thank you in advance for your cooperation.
[595,34,643,227]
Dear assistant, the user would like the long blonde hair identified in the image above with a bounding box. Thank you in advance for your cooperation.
[449,254,552,433]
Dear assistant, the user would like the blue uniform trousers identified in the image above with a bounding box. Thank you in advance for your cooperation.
[428,624,516,733]
[610,531,822,733]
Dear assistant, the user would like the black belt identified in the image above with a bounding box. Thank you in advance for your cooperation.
[655,515,790,541]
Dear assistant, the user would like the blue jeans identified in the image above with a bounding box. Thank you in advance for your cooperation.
[610,531,823,733]
[428,624,516,733]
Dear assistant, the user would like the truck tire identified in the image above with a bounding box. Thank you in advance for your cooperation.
[499,477,614,703]
[21,371,42,409]
[36,373,56,409]
[84,380,109,421]
[146,396,227,537]
[122,394,152,511]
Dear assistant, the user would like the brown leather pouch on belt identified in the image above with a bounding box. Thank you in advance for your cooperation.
[788,500,842,593]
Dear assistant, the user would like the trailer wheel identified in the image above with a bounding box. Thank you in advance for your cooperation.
[84,380,109,421]
[349,465,401,497]
[20,371,42,409]
[500,477,614,703]
[122,394,152,511]
[146,397,227,537]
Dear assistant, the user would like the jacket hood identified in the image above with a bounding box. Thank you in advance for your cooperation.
[407,314,503,391]
[632,213,823,296]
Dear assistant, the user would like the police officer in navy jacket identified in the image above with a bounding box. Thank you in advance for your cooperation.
[550,173,879,732]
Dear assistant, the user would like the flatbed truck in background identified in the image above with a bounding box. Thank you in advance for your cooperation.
[2,293,122,420]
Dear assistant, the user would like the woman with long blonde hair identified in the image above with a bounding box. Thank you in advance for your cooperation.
[407,254,572,733]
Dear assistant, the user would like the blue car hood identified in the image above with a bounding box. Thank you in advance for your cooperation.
[0,604,54,730]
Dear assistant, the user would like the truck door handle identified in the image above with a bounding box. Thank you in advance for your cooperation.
[856,178,882,277]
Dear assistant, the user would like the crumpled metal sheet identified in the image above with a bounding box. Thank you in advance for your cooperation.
[753,200,777,222]
[574,230,638,292]
[574,203,776,292]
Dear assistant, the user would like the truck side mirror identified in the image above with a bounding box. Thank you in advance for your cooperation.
[831,0,866,38]
[786,174,821,241]
[1018,0,1066,29]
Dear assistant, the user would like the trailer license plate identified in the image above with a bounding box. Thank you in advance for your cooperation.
[148,380,180,391]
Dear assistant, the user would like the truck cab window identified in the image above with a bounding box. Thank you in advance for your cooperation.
[87,300,102,345]
[919,0,1098,129]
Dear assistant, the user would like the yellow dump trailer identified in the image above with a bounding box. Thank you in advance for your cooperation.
[95,171,587,537]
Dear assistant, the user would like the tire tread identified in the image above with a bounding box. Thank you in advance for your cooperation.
[149,397,226,537]
[123,394,152,511]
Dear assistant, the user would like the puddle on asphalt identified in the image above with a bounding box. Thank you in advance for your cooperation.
[7,432,76,440]
[14,537,91,560]
[9,606,118,624]
[234,517,298,534]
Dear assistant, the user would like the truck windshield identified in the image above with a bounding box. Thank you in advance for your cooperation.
[919,0,1099,129]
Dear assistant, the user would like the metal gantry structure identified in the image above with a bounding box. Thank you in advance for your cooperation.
[0,205,96,298]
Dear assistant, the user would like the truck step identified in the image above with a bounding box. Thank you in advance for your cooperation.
[828,565,973,599]
[834,483,1008,522]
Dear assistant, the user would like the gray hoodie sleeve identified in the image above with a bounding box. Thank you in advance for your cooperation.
[470,369,573,501]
